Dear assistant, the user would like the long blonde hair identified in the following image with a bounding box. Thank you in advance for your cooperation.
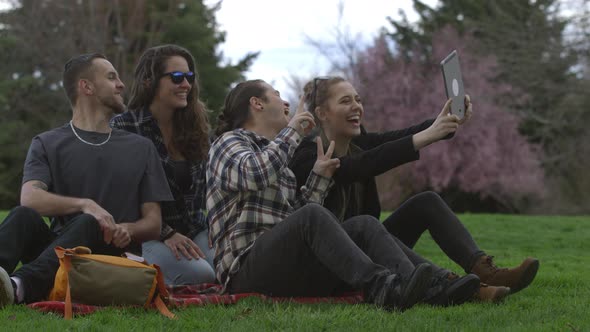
[302,76,364,220]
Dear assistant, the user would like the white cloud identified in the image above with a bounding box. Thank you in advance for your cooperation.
[206,0,438,94]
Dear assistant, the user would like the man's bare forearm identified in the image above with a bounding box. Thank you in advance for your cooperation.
[20,180,88,216]
[120,202,162,243]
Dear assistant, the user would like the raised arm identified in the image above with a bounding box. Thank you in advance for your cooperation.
[209,96,316,192]
[334,136,419,184]
[208,127,302,192]
[337,99,468,183]
[352,119,434,150]
[292,97,473,187]
[353,97,472,150]
[291,135,418,186]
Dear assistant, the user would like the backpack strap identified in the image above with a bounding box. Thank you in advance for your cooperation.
[152,264,175,319]
[153,264,170,298]
[62,252,73,320]
[154,296,176,319]
[53,247,74,320]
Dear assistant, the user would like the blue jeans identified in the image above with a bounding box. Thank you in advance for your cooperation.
[142,230,216,285]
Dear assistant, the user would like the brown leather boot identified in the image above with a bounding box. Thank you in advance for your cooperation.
[474,283,511,303]
[471,256,539,293]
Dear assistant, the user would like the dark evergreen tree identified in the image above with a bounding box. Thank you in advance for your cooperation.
[0,0,257,207]
[386,0,590,213]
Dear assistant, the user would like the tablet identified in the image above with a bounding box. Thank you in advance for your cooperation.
[440,50,465,119]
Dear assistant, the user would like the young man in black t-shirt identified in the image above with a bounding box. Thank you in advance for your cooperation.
[0,54,172,306]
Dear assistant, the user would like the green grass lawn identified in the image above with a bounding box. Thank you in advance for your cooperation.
[1,211,589,331]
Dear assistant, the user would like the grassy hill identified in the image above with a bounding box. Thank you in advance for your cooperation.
[0,212,588,331]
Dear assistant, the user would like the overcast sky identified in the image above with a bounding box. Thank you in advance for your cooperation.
[0,0,439,94]
[205,0,438,94]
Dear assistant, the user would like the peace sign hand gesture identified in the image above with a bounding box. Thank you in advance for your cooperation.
[312,137,340,178]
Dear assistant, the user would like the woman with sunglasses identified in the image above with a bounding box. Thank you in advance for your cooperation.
[111,44,215,285]
[290,76,540,301]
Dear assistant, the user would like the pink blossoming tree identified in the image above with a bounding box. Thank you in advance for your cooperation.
[355,27,545,212]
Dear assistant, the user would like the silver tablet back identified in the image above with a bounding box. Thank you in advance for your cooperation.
[441,50,465,119]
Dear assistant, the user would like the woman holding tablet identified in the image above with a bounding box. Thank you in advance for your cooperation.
[290,76,539,301]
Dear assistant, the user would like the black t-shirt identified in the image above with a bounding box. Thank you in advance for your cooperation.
[22,123,173,233]
[170,159,192,193]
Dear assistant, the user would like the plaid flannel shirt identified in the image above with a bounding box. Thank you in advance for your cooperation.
[111,109,208,240]
[206,127,333,287]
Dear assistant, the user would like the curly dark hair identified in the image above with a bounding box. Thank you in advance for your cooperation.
[127,44,209,162]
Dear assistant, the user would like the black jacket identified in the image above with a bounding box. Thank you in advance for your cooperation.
[290,119,435,220]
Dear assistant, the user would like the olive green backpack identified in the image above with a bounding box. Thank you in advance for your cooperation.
[49,246,175,319]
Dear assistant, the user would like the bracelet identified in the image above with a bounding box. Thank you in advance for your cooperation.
[161,230,177,241]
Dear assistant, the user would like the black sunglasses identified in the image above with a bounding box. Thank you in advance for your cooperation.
[161,71,195,84]
[309,76,331,112]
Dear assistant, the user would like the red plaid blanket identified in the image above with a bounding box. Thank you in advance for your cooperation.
[28,284,364,317]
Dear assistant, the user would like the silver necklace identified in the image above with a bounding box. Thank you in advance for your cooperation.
[69,120,112,147]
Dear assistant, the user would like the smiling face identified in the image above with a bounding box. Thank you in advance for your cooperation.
[316,81,364,141]
[152,55,192,111]
[90,58,126,114]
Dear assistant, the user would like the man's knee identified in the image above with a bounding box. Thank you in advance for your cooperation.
[341,215,388,245]
[55,214,106,251]
[65,214,101,234]
[414,191,444,205]
[296,203,338,226]
[299,203,335,220]
[178,261,216,285]
[4,206,45,227]
[300,203,324,212]
[290,204,340,232]
[10,205,42,220]
[342,215,383,233]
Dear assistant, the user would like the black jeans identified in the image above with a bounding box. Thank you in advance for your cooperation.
[382,192,485,273]
[0,206,123,303]
[228,204,443,297]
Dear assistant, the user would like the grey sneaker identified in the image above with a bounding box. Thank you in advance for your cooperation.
[0,267,15,308]
[372,263,434,311]
[424,273,480,306]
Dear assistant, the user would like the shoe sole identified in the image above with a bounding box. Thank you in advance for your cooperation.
[398,264,434,311]
[492,287,511,303]
[0,267,14,308]
[447,274,480,305]
[510,259,540,293]
[474,285,512,303]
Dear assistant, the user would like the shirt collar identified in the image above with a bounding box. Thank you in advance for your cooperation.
[236,128,271,145]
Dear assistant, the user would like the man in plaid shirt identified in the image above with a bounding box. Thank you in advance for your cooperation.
[207,80,439,311]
